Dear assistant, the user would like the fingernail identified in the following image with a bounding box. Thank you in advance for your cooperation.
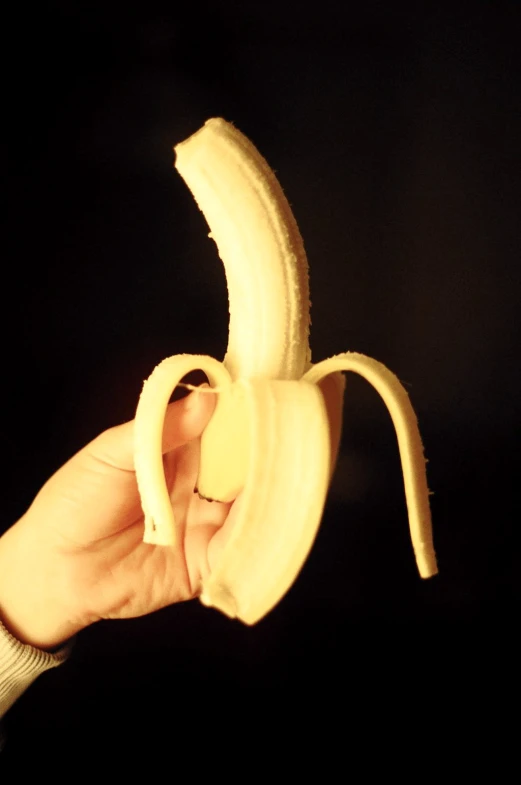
[185,382,211,410]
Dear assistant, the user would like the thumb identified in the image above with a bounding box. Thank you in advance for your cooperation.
[85,386,216,473]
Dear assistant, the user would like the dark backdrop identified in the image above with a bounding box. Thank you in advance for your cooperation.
[3,0,519,762]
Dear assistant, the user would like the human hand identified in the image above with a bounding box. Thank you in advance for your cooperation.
[0,387,235,651]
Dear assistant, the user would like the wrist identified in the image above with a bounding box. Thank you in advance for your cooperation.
[0,519,83,652]
[0,601,75,652]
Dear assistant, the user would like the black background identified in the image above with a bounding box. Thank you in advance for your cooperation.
[2,0,519,762]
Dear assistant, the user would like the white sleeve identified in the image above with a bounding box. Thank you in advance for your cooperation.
[0,619,73,720]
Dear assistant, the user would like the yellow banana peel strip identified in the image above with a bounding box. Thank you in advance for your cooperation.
[303,354,436,578]
[200,379,331,624]
[134,354,232,546]
[134,118,438,624]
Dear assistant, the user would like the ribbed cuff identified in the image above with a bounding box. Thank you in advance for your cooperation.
[0,619,73,719]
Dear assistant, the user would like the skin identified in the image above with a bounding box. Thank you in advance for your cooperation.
[0,388,234,651]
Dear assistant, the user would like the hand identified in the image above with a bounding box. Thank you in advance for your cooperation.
[0,388,234,651]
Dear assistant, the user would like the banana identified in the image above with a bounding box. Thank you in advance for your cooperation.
[134,118,437,625]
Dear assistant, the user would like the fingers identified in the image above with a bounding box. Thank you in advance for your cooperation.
[161,385,216,455]
[85,386,217,473]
